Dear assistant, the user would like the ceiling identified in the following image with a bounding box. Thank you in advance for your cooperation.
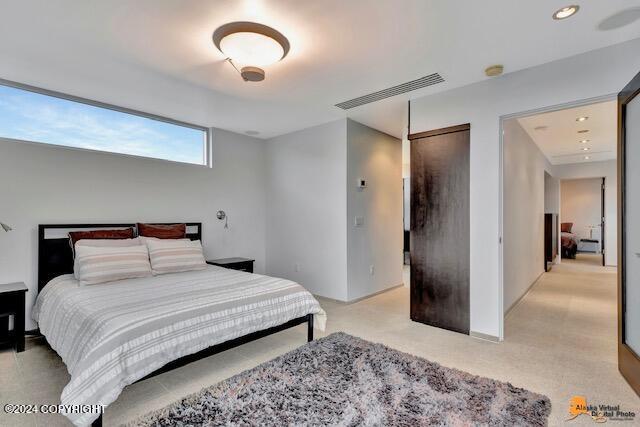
[1,1,639,139]
[517,100,617,165]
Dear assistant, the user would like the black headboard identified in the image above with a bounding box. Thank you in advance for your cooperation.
[38,223,202,292]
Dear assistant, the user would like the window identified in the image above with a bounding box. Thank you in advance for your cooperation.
[0,81,208,165]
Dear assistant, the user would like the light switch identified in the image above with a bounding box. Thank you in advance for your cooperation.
[354,216,365,227]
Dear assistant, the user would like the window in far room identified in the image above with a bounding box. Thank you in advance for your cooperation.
[0,81,208,165]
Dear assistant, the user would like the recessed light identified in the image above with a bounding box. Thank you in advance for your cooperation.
[582,147,590,151]
[580,139,589,143]
[576,116,589,122]
[584,156,591,160]
[553,5,580,20]
[578,129,589,134]
[213,21,290,82]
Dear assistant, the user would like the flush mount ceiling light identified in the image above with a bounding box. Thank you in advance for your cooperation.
[580,139,589,143]
[213,21,290,82]
[553,5,580,20]
[582,147,591,151]
[576,116,589,122]
[584,156,591,160]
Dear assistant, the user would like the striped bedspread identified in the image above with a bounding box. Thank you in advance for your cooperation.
[32,265,326,426]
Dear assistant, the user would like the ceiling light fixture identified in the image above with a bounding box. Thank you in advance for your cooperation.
[580,139,589,143]
[213,21,290,82]
[578,129,589,134]
[576,116,589,122]
[582,147,590,151]
[584,156,591,160]
[553,5,580,20]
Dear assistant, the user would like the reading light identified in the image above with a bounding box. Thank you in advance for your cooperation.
[216,210,229,229]
[576,116,588,122]
[485,65,504,77]
[553,5,580,20]
[213,22,290,82]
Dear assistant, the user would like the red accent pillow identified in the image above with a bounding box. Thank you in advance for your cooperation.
[137,223,187,239]
[69,228,135,251]
[561,223,573,233]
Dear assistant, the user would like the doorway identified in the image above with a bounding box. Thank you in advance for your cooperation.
[560,177,606,267]
[500,96,618,324]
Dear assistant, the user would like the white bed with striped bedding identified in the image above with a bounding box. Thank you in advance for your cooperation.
[32,265,326,426]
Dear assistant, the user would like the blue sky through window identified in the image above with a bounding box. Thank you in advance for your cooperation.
[0,85,206,165]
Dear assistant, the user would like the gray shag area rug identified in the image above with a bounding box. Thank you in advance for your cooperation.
[128,332,551,426]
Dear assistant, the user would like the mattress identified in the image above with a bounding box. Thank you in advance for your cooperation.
[32,265,326,426]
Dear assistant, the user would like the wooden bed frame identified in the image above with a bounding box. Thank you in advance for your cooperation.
[37,223,314,427]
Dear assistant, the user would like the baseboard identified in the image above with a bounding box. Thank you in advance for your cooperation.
[315,283,404,305]
[347,284,404,303]
[504,272,544,319]
[470,331,501,343]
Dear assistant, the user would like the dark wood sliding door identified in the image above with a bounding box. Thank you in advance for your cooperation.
[409,124,470,334]
[619,70,640,396]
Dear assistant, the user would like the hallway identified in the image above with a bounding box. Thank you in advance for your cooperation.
[503,258,634,424]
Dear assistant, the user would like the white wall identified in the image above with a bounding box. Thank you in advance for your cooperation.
[545,172,560,215]
[553,160,617,265]
[503,119,552,313]
[409,38,640,338]
[265,120,349,300]
[346,119,403,301]
[265,118,403,302]
[0,129,267,330]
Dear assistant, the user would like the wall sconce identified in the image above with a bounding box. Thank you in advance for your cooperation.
[216,211,228,229]
[1,222,12,232]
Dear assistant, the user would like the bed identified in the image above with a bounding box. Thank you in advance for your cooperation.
[33,223,326,427]
[561,232,578,259]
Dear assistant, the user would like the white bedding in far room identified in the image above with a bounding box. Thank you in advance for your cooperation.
[32,265,326,426]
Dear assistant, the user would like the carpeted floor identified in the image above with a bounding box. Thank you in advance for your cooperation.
[129,332,551,426]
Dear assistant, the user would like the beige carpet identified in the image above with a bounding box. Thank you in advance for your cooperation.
[1,258,637,426]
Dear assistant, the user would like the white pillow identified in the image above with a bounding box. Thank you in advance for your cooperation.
[76,244,152,286]
[137,236,190,245]
[73,238,143,279]
[146,238,207,275]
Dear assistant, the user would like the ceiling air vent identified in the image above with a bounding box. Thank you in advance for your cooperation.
[335,73,444,110]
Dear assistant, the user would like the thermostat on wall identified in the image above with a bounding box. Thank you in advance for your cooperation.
[357,178,366,188]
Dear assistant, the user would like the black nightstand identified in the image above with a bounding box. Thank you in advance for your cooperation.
[0,282,27,353]
[207,258,255,273]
